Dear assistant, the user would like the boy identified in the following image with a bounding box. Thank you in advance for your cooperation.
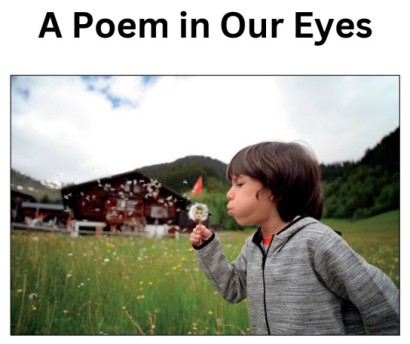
[190,141,399,335]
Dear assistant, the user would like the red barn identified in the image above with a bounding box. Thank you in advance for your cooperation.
[61,170,194,235]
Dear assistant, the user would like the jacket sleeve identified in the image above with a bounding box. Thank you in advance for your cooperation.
[314,228,400,334]
[194,234,248,303]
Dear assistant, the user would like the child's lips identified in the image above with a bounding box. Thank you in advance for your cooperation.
[227,206,234,216]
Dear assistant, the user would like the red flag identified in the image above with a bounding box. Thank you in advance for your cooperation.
[191,176,203,195]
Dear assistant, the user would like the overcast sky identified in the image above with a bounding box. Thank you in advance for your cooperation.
[11,75,399,185]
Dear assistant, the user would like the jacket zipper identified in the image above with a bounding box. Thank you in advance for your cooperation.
[259,240,273,335]
[251,219,303,335]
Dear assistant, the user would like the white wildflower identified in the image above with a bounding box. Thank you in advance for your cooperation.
[28,292,37,300]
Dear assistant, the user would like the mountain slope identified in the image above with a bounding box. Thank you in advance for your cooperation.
[11,169,62,203]
[138,155,229,194]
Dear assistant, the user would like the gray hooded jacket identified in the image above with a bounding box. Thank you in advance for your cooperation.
[194,217,399,335]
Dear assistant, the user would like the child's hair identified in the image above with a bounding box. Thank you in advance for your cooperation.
[226,141,323,221]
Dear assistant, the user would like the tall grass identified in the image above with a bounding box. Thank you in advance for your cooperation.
[11,210,399,335]
[11,233,249,335]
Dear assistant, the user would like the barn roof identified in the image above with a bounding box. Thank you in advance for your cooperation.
[11,188,37,202]
[61,169,191,204]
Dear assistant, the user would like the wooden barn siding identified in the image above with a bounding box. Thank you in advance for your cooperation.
[61,171,192,231]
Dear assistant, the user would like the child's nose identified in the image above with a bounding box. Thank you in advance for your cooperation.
[226,188,234,200]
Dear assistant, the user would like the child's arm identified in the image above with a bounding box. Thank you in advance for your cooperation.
[191,227,248,304]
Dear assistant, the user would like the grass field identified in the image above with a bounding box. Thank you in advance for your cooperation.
[11,210,399,335]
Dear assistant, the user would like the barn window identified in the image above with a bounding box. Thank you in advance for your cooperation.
[150,205,168,219]
[117,199,126,209]
[127,201,137,211]
[133,184,141,193]
[124,182,131,192]
[116,199,137,211]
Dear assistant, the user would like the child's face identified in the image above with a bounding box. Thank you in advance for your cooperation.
[226,174,277,227]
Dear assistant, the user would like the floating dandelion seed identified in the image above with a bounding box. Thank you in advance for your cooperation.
[188,203,209,225]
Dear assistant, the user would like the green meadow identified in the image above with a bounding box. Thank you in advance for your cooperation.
[11,210,399,335]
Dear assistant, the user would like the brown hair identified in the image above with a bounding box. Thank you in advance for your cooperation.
[226,141,323,221]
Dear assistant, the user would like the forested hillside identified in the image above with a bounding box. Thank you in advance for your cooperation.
[321,127,399,219]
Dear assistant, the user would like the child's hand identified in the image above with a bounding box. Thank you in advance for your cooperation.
[189,224,213,247]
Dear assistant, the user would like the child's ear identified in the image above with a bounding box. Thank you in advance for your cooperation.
[270,194,280,203]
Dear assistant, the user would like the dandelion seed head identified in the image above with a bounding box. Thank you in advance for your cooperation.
[188,203,209,224]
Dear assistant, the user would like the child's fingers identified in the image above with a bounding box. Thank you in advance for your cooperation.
[190,225,211,246]
[189,232,203,246]
[194,224,208,234]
